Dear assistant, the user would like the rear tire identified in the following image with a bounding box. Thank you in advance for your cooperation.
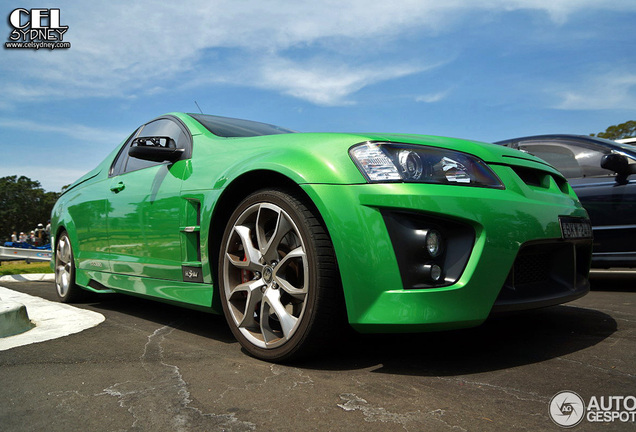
[218,189,342,362]
[55,232,87,303]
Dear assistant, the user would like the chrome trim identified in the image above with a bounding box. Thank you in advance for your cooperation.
[592,224,636,231]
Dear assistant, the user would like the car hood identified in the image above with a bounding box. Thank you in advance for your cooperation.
[352,132,551,167]
[197,131,564,186]
[179,111,554,173]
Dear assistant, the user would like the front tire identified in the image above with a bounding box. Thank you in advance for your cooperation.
[218,189,341,362]
[55,232,87,303]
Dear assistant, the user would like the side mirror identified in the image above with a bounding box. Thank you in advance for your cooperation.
[601,153,636,185]
[129,136,184,162]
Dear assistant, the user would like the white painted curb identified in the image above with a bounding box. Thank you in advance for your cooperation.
[0,286,105,350]
[0,273,55,282]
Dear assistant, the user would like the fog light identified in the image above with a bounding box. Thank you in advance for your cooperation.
[425,229,443,258]
[423,263,444,283]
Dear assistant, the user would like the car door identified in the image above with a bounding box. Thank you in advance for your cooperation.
[516,138,636,266]
[65,172,112,273]
[107,117,192,281]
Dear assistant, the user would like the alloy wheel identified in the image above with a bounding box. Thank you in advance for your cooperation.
[222,202,309,349]
[55,234,73,298]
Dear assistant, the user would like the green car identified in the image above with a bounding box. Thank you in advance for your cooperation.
[52,113,593,361]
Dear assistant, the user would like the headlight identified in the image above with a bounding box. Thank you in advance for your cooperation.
[349,142,504,188]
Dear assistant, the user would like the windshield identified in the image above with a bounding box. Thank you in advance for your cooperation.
[612,140,636,154]
[189,114,295,138]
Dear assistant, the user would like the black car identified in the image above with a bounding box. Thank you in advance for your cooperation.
[496,134,636,268]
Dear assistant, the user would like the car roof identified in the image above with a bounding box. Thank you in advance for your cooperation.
[495,134,607,145]
[494,134,636,159]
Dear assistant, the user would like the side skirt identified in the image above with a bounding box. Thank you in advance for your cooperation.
[76,268,220,313]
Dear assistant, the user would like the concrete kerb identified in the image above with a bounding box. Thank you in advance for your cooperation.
[0,273,54,340]
[0,284,105,350]
[0,301,35,338]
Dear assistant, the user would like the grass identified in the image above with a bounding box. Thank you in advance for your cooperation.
[0,260,53,276]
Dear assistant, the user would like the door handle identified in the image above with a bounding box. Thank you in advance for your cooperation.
[110,181,125,193]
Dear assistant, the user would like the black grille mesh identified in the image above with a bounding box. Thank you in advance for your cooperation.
[495,240,592,311]
[513,251,550,285]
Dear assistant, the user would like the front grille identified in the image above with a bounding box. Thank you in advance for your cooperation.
[493,240,591,312]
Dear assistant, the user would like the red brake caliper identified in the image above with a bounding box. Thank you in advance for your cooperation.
[240,256,251,284]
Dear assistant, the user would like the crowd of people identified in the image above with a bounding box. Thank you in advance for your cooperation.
[7,222,51,248]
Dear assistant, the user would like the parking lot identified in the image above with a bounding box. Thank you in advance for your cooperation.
[0,275,634,431]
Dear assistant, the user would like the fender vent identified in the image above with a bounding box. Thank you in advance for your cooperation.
[181,198,203,283]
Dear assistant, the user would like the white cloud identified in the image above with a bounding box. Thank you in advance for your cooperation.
[0,119,128,191]
[239,56,430,106]
[553,72,636,110]
[416,88,453,103]
[3,0,636,106]
[488,0,636,23]
[0,118,128,145]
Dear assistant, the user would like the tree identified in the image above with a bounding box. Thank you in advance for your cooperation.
[0,176,60,242]
[591,120,636,140]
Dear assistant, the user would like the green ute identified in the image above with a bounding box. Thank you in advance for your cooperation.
[51,112,592,361]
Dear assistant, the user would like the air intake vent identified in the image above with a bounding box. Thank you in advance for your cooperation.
[512,166,569,194]
[514,166,543,187]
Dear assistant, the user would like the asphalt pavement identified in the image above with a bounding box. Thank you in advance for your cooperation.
[0,275,634,432]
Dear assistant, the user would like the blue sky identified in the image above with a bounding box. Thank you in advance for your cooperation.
[2,0,636,192]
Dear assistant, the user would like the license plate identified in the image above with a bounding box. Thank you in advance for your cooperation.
[559,217,593,239]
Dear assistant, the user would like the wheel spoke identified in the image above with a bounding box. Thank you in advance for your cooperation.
[57,237,71,264]
[257,205,293,263]
[226,225,264,272]
[56,265,68,295]
[273,246,308,300]
[261,288,298,344]
[63,237,71,262]
[229,279,265,329]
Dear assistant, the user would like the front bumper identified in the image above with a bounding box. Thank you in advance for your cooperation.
[302,163,591,333]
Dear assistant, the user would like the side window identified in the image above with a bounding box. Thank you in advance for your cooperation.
[519,141,612,179]
[110,128,141,177]
[111,119,189,176]
[137,119,188,147]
